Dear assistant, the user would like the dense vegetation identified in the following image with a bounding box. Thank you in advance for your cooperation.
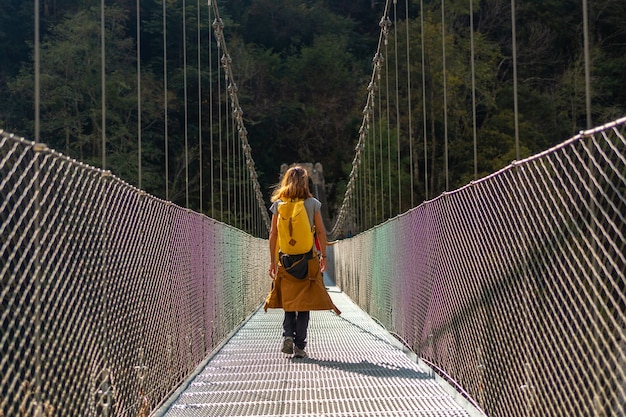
[1,0,624,224]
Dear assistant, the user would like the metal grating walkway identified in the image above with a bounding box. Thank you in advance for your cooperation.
[154,282,482,417]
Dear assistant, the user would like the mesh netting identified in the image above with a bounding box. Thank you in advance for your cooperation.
[0,131,268,416]
[2,118,625,417]
[331,117,626,417]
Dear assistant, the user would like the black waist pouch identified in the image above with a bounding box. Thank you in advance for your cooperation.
[280,250,313,279]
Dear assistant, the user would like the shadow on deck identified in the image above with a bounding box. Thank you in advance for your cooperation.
[153,275,484,417]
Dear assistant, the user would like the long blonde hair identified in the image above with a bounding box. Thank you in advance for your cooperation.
[270,165,313,202]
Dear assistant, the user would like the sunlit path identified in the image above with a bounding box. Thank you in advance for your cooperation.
[155,278,480,417]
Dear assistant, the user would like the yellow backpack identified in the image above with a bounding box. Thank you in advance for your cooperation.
[277,198,314,255]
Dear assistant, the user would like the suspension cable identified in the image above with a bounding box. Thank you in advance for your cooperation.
[34,0,40,144]
[582,0,592,128]
[356,157,361,232]
[405,0,414,207]
[368,81,378,228]
[442,0,449,191]
[183,0,189,208]
[197,0,203,212]
[383,16,392,217]
[208,1,214,219]
[215,16,223,220]
[235,90,240,228]
[137,0,142,189]
[511,0,520,160]
[230,104,237,229]
[378,57,384,220]
[101,0,106,170]
[242,111,247,231]
[232,84,237,226]
[163,0,169,200]
[394,0,401,214]
[367,104,373,229]
[238,112,244,230]
[420,0,428,200]
[34,0,42,410]
[377,19,387,223]
[470,0,478,180]
[225,60,231,225]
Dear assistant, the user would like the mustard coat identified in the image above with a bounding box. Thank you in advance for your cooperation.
[264,256,341,315]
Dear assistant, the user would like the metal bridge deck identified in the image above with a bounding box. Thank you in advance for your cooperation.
[154,282,480,417]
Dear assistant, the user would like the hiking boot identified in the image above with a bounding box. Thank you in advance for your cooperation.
[281,337,294,354]
[293,346,307,358]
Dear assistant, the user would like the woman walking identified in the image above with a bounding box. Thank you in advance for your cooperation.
[265,165,340,358]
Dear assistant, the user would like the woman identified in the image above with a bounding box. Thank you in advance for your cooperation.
[265,165,340,358]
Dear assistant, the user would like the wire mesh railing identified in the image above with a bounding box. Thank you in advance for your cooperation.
[331,117,626,417]
[2,115,624,417]
[0,130,268,417]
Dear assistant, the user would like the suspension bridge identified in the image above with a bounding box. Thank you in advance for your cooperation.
[1,1,625,416]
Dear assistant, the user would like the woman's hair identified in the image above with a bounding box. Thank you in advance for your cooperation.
[270,165,313,202]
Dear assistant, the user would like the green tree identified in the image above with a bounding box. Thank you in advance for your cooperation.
[9,5,166,195]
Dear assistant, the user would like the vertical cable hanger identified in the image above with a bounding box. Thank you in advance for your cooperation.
[371,11,388,225]
[420,0,428,200]
[215,16,224,221]
[470,0,478,180]
[163,0,169,200]
[242,138,248,232]
[208,0,214,219]
[405,0,414,207]
[378,57,384,221]
[382,14,392,217]
[442,0,449,191]
[135,0,149,394]
[33,1,43,413]
[224,54,231,225]
[34,0,40,144]
[366,105,373,229]
[137,0,142,189]
[183,0,190,208]
[231,80,237,227]
[101,0,107,170]
[361,140,366,230]
[99,0,113,407]
[582,0,592,129]
[197,0,203,212]
[381,3,391,222]
[356,159,361,232]
[360,146,365,232]
[229,87,235,226]
[511,0,520,161]
[198,5,208,347]
[237,110,244,230]
[393,0,402,214]
[367,79,379,228]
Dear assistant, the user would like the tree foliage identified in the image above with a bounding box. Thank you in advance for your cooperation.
[0,0,624,223]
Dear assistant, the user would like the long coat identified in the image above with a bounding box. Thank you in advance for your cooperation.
[264,256,341,315]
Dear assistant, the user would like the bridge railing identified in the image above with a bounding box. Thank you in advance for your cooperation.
[0,131,268,416]
[331,117,626,417]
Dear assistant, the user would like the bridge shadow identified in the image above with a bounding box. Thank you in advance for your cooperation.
[295,357,431,379]
[154,274,476,416]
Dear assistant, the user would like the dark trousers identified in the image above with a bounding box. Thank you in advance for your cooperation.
[282,311,310,349]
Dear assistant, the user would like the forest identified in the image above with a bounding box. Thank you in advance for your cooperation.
[1,0,624,226]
